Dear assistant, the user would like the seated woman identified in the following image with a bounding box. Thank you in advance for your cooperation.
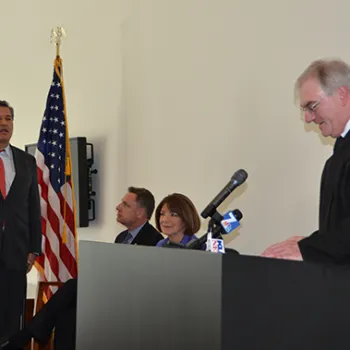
[155,193,201,247]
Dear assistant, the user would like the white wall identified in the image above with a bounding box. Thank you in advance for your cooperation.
[123,0,345,255]
[2,0,350,294]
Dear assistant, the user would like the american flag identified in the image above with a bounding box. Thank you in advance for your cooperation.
[34,57,78,294]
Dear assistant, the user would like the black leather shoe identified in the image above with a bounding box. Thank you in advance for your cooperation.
[0,337,20,349]
[0,337,9,348]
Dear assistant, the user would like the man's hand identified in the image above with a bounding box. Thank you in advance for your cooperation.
[260,236,305,261]
[27,253,37,273]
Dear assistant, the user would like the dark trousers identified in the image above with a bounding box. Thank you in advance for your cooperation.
[27,278,77,350]
[0,263,27,338]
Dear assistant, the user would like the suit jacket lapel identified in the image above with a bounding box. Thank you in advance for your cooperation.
[116,230,128,244]
[132,222,149,245]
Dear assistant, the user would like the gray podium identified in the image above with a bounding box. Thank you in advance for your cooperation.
[76,240,350,350]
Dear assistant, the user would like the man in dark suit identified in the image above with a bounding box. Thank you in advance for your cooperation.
[0,187,162,349]
[115,186,163,246]
[294,59,350,264]
[0,100,41,339]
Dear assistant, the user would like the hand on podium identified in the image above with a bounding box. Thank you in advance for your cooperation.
[260,236,305,261]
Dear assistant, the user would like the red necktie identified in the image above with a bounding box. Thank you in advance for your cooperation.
[0,151,6,198]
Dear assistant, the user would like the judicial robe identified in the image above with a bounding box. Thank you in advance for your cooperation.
[299,131,350,264]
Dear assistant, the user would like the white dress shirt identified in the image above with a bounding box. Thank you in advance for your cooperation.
[0,144,16,195]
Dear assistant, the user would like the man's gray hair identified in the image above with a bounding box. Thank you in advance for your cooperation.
[295,58,350,97]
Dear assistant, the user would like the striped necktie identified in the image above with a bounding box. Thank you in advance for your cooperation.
[123,232,133,244]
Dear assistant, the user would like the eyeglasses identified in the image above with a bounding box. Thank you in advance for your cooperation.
[300,99,321,113]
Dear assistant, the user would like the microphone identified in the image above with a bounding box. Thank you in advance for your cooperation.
[201,169,248,219]
[186,209,243,250]
[208,236,226,253]
[221,209,242,234]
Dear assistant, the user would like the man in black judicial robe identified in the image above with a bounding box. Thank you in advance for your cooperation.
[296,58,350,265]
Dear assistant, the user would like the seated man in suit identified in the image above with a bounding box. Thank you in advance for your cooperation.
[114,186,163,245]
[0,186,163,350]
